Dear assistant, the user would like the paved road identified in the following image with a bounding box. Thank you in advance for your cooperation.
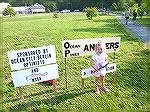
[116,16,150,48]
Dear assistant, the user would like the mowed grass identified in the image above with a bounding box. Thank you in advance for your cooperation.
[1,13,149,112]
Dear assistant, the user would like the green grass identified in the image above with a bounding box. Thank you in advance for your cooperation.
[137,16,150,27]
[1,13,149,112]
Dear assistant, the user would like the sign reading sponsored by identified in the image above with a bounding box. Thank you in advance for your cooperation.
[62,37,120,58]
[7,45,56,71]
[12,64,59,87]
[81,63,116,79]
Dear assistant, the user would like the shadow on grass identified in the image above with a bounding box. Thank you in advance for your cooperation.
[93,18,116,23]
[10,89,93,111]
[74,27,120,34]
[73,18,89,21]
[117,49,148,90]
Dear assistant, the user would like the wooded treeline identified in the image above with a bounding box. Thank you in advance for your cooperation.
[0,0,149,14]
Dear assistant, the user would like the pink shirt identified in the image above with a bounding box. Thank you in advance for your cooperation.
[92,52,108,67]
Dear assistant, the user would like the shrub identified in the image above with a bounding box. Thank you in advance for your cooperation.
[85,7,98,20]
[3,5,16,16]
[53,12,58,18]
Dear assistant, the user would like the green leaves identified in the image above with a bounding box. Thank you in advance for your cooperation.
[85,7,98,20]
[3,5,16,17]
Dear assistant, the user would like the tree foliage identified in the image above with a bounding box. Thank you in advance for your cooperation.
[142,0,150,15]
[44,1,57,12]
[0,0,149,14]
[85,7,98,20]
[3,5,16,16]
[112,2,117,11]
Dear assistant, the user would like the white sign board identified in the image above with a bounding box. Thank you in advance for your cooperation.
[62,37,120,58]
[7,45,56,71]
[12,64,59,87]
[81,63,116,79]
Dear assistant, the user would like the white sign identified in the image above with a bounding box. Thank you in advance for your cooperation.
[81,63,116,79]
[12,64,59,87]
[62,37,121,58]
[7,45,56,71]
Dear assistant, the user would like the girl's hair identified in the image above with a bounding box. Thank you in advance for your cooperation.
[95,41,105,52]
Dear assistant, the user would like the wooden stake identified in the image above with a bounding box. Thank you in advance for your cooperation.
[113,51,116,84]
[18,86,24,100]
[82,78,84,92]
[64,58,68,89]
[53,79,57,92]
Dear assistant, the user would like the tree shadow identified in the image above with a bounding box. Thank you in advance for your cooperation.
[73,18,89,21]
[117,49,148,90]
[93,18,116,23]
[74,27,120,34]
[10,89,93,111]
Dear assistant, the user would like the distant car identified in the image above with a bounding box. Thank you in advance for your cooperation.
[61,9,70,13]
[74,9,80,12]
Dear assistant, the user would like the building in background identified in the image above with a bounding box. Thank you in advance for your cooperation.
[30,3,45,13]
[0,2,45,16]
[0,2,10,16]
[13,6,32,14]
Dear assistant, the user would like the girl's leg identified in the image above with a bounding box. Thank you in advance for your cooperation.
[100,75,109,93]
[95,77,100,94]
[100,75,105,87]
[95,77,99,89]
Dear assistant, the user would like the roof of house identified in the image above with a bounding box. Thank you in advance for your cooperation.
[30,3,45,9]
[13,6,27,11]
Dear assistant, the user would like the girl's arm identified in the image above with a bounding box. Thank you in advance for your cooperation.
[91,59,96,67]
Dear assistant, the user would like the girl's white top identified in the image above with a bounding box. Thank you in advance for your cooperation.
[92,52,108,67]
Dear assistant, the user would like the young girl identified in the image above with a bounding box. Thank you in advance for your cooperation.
[91,42,109,95]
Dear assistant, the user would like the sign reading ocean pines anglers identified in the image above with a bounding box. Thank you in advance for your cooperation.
[62,37,120,58]
[12,64,58,87]
[7,45,56,71]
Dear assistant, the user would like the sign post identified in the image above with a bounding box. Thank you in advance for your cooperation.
[64,58,68,89]
[81,78,85,92]
[7,45,59,100]
[113,51,116,84]
[18,86,24,100]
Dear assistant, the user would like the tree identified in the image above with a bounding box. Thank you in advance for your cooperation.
[85,7,98,20]
[130,3,138,15]
[142,0,150,15]
[3,5,16,16]
[44,1,57,12]
[138,3,146,18]
[112,2,118,11]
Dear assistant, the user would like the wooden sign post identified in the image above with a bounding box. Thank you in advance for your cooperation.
[18,86,24,100]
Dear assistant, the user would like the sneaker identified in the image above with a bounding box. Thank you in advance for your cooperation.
[100,86,109,93]
[95,88,100,95]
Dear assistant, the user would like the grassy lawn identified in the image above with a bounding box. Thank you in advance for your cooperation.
[1,13,149,112]
[137,16,150,27]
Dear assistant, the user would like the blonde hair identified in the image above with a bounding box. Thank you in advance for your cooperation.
[95,41,105,52]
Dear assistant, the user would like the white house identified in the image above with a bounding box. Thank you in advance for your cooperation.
[0,2,10,16]
[30,3,45,13]
[13,6,32,14]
